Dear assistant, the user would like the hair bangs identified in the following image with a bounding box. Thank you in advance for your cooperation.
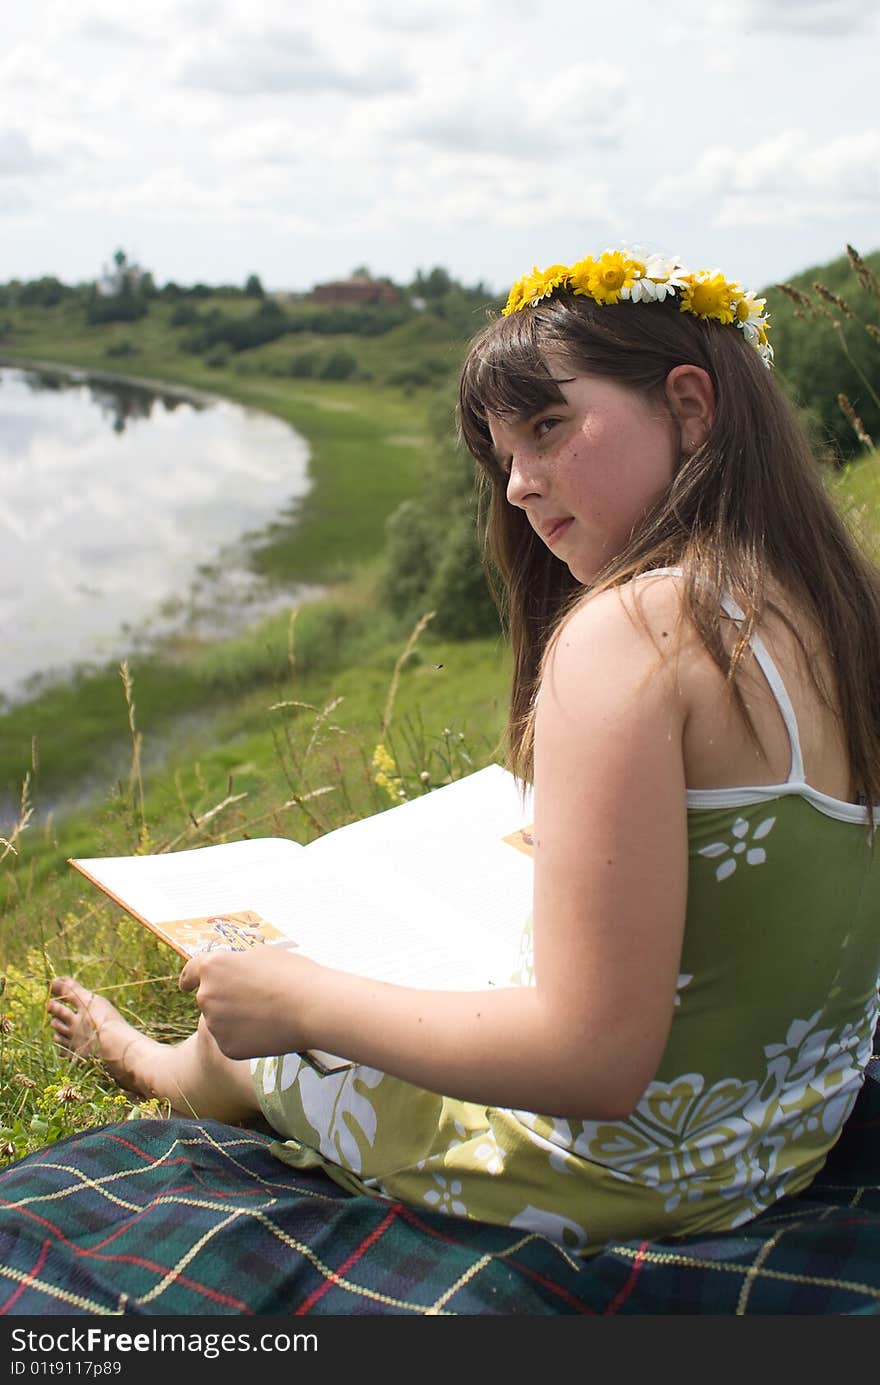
[458,311,568,471]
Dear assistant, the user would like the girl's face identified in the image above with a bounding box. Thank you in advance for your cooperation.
[487,365,680,584]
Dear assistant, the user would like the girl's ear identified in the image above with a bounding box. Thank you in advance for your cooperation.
[664,365,716,452]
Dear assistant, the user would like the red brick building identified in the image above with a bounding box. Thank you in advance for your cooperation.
[311,274,402,307]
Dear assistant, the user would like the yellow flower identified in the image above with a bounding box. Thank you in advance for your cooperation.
[372,743,406,803]
[584,251,641,305]
[372,743,397,777]
[504,263,571,314]
[502,275,530,315]
[679,272,738,324]
[568,256,597,297]
[524,263,571,305]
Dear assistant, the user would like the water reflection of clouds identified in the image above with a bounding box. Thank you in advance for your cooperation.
[0,366,313,702]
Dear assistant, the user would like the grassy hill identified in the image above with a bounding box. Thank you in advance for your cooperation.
[0,248,878,1161]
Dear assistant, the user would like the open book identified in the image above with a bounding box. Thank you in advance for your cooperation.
[69,764,535,1074]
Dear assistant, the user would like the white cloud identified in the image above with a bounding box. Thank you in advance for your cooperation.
[648,130,880,225]
[379,57,629,161]
[716,0,878,35]
[0,130,48,178]
[169,27,411,98]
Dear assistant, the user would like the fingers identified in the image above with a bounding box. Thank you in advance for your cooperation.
[178,958,200,993]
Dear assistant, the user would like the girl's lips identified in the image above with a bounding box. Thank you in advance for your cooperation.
[542,517,573,545]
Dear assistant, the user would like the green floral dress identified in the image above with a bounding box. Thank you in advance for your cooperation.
[252,595,880,1255]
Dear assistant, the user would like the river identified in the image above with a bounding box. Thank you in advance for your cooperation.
[0,364,316,706]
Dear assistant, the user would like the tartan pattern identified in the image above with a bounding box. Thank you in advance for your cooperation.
[1,1055,878,1317]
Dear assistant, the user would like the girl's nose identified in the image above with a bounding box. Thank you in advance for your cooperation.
[506,454,542,508]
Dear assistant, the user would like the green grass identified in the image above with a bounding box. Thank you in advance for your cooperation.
[0,612,511,1165]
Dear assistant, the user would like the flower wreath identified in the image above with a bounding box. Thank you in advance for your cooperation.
[502,249,774,367]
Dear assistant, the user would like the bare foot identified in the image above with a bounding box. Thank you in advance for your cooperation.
[47,977,161,1099]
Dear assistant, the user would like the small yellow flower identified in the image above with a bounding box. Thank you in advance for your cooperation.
[372,744,406,803]
[568,256,597,297]
[679,272,738,324]
[585,251,641,305]
[524,263,571,305]
[372,743,397,777]
[502,275,530,315]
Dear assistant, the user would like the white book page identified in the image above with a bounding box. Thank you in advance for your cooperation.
[70,837,304,927]
[306,765,534,945]
[249,849,527,988]
[288,765,534,981]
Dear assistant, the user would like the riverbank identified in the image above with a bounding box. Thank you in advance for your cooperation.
[0,334,510,922]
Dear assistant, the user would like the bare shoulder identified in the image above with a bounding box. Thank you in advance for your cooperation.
[546,572,695,699]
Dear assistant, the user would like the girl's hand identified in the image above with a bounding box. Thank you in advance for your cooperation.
[179,945,318,1060]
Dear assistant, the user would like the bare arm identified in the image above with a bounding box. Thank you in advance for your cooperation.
[181,580,690,1120]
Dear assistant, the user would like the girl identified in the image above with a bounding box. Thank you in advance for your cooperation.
[48,248,880,1255]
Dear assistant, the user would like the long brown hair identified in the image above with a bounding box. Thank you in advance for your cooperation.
[458,289,880,820]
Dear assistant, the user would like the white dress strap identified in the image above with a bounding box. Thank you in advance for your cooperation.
[720,593,805,784]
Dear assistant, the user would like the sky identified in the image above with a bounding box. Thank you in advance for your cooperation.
[3,0,879,298]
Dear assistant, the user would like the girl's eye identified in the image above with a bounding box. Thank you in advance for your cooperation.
[535,417,560,438]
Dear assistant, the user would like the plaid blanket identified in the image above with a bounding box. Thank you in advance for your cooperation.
[1,1055,878,1317]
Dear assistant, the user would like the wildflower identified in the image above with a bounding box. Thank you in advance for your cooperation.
[0,1142,15,1160]
[12,1073,35,1089]
[56,1085,81,1103]
[502,274,531,316]
[625,254,685,303]
[372,743,406,803]
[0,1014,14,1034]
[579,251,641,305]
[679,271,739,324]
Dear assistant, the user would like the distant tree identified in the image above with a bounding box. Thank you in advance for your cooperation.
[17,276,72,308]
[413,266,453,299]
[244,273,265,298]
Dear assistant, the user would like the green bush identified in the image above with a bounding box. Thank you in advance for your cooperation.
[105,339,137,358]
[205,343,231,369]
[286,352,319,378]
[319,348,358,381]
[381,385,499,639]
[170,302,199,328]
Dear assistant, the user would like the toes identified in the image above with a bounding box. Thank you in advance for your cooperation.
[50,977,88,1005]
